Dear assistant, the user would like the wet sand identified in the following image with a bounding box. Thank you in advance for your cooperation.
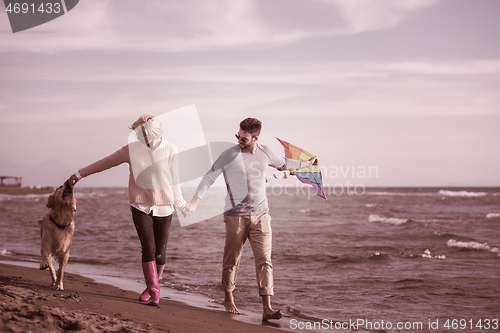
[0,260,287,333]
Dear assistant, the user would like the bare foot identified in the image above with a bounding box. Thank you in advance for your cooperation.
[224,291,241,314]
[261,295,282,321]
[262,309,283,321]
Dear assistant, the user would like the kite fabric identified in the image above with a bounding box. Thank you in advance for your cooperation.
[276,138,328,201]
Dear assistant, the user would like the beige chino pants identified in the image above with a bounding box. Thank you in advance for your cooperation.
[222,213,274,296]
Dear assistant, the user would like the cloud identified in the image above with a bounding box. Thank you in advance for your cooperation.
[328,0,438,33]
[2,54,498,126]
[0,0,439,53]
[369,59,500,75]
[0,0,264,53]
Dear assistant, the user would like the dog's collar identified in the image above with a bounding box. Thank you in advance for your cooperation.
[49,215,70,230]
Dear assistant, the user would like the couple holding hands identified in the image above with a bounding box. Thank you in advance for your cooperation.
[68,114,315,320]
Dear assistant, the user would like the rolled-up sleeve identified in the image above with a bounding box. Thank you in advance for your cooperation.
[265,146,301,171]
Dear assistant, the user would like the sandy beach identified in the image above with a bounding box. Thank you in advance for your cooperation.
[0,259,287,333]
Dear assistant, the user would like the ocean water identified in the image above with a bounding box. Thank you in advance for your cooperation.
[1,187,499,332]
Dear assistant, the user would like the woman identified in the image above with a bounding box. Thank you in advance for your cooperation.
[68,113,186,306]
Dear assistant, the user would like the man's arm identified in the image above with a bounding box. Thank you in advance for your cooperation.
[263,144,316,171]
[180,146,240,216]
[180,169,220,216]
[180,196,200,216]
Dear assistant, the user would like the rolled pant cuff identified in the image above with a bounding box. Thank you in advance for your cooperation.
[222,281,236,293]
[259,287,274,296]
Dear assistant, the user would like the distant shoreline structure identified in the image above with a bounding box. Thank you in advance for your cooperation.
[0,176,54,195]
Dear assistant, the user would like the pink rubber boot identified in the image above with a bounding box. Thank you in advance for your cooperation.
[141,261,160,306]
[139,264,165,302]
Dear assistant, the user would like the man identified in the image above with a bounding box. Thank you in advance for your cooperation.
[181,118,315,320]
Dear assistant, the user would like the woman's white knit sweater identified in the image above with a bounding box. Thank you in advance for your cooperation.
[79,140,184,206]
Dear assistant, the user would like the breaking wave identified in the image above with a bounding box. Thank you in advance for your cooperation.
[399,249,446,260]
[368,214,409,225]
[421,249,446,260]
[74,191,112,199]
[447,239,499,255]
[485,213,500,219]
[438,190,487,197]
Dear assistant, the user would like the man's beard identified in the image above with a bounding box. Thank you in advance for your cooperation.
[239,142,252,150]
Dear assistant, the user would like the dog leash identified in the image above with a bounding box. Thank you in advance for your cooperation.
[49,215,71,230]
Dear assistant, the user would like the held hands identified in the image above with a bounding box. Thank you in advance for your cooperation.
[300,156,317,169]
[67,173,201,217]
[180,197,200,217]
[68,174,79,188]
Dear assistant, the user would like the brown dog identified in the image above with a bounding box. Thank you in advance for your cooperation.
[36,180,76,290]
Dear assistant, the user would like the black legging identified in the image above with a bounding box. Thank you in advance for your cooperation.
[131,206,172,265]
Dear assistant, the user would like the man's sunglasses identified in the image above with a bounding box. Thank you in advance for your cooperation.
[235,133,248,143]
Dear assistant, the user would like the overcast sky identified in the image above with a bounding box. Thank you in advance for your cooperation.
[1,0,499,187]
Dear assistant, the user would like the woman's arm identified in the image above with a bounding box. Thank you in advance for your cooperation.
[168,143,186,207]
[68,146,129,187]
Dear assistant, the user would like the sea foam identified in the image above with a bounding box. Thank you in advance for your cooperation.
[0,194,11,202]
[421,249,446,260]
[485,213,500,219]
[368,214,408,225]
[447,239,499,255]
[438,190,487,197]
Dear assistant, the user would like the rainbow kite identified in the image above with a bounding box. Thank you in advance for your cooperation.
[276,138,327,201]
